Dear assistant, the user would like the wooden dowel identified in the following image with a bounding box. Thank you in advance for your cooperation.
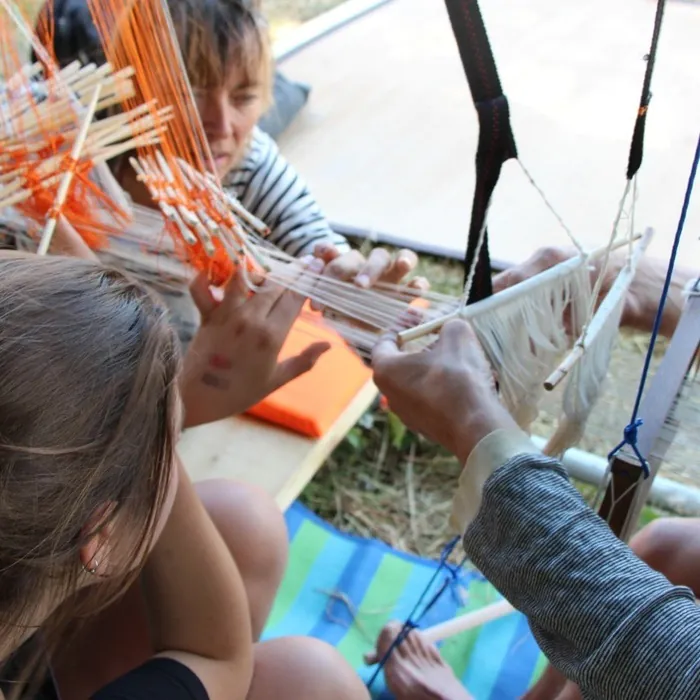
[186,164,270,271]
[397,232,644,347]
[544,228,654,390]
[130,157,199,247]
[363,599,516,665]
[69,62,112,95]
[153,153,216,255]
[92,130,166,163]
[399,255,587,346]
[420,599,516,644]
[543,344,585,392]
[37,84,102,256]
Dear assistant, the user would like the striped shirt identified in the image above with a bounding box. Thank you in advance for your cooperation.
[457,431,700,699]
[223,126,349,258]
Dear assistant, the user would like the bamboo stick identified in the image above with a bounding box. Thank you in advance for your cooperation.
[69,62,113,95]
[37,84,102,255]
[153,152,216,255]
[189,165,271,271]
[130,157,199,246]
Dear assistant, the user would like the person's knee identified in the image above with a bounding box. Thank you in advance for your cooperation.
[196,479,288,578]
[295,637,369,699]
[631,517,688,576]
[254,637,369,700]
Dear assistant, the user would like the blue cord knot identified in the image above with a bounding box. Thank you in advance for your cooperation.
[623,419,642,444]
[608,418,650,478]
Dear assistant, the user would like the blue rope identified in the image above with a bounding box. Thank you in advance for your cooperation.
[608,131,700,475]
[366,537,465,689]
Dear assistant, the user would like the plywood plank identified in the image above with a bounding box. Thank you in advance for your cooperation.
[179,379,377,510]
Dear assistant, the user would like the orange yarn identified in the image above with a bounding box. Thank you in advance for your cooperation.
[79,0,257,285]
[0,4,126,250]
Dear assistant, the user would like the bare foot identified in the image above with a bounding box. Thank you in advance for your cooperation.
[375,622,473,700]
[520,664,567,700]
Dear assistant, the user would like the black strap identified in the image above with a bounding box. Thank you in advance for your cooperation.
[626,0,666,179]
[598,0,668,537]
[444,0,518,302]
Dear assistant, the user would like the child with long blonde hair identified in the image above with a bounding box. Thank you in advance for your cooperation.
[0,247,370,700]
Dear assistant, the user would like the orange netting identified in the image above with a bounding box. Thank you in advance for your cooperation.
[80,0,240,284]
[0,0,132,249]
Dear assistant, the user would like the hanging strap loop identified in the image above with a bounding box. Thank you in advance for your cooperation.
[444,0,518,303]
[626,0,667,180]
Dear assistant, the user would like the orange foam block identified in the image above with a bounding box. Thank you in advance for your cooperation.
[246,309,373,438]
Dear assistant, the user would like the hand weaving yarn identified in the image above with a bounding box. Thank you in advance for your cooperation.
[1,0,650,458]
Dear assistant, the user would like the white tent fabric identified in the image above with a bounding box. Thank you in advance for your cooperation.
[277,0,700,267]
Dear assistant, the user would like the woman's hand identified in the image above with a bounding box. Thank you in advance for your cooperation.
[371,319,516,464]
[180,258,330,429]
[314,242,429,290]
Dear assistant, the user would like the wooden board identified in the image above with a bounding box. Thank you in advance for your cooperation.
[599,280,700,541]
[277,0,700,268]
[179,378,377,510]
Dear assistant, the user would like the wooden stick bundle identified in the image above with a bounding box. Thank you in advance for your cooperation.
[37,83,103,255]
[130,150,271,273]
[544,228,653,390]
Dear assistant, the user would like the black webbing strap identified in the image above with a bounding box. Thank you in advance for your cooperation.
[599,0,668,536]
[627,0,666,179]
[444,0,518,302]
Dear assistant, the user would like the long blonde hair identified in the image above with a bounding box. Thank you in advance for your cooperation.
[0,254,180,698]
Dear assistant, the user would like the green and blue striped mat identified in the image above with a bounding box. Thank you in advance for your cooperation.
[262,502,547,699]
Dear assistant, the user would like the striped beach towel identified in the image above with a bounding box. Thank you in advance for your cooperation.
[263,503,547,699]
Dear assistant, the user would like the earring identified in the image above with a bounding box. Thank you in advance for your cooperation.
[82,558,99,576]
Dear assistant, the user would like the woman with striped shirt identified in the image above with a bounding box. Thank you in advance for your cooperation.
[106,0,423,347]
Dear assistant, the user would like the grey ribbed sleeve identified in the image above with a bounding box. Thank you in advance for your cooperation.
[463,454,700,700]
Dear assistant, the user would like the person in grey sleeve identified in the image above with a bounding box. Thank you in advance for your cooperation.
[367,296,700,699]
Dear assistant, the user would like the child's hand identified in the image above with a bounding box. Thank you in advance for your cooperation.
[314,243,429,291]
[180,258,330,429]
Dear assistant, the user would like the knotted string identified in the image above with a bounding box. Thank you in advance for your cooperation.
[608,131,700,475]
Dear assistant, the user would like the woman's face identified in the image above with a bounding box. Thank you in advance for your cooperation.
[194,62,265,180]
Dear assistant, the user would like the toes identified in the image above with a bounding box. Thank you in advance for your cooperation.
[404,629,428,659]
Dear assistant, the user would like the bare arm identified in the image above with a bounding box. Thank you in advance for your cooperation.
[372,321,700,699]
[140,460,253,700]
[618,254,694,338]
[493,247,696,339]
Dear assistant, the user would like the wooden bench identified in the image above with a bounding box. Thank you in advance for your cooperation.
[179,378,378,509]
